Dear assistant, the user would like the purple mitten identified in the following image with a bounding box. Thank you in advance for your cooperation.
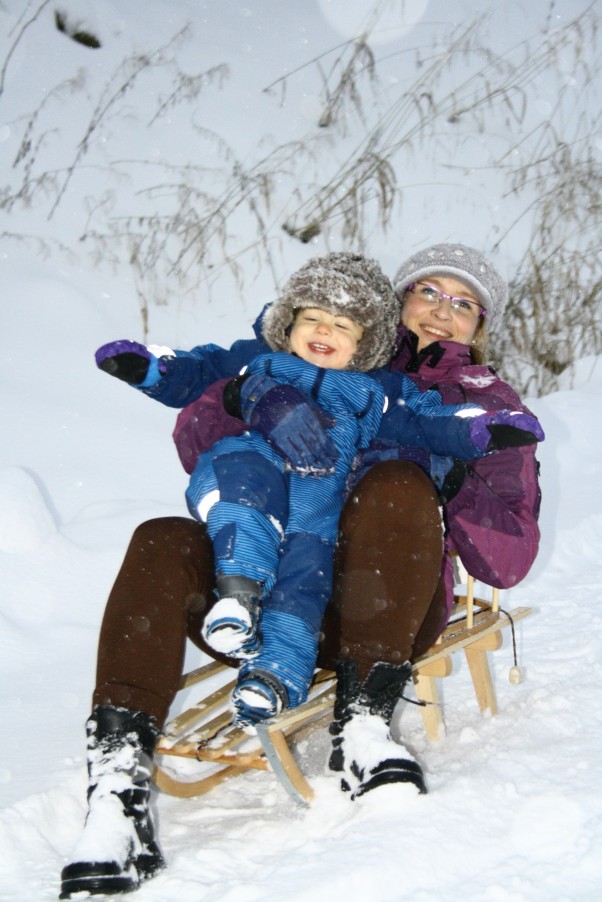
[95,339,149,366]
[95,340,154,385]
[469,410,545,453]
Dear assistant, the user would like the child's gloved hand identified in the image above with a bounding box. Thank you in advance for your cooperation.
[95,340,152,384]
[469,410,545,453]
[95,340,173,387]
[240,374,339,476]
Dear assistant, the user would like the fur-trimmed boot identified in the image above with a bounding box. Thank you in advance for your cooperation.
[59,705,165,899]
[329,660,427,799]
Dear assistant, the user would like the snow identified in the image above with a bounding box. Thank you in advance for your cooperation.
[1,2,601,900]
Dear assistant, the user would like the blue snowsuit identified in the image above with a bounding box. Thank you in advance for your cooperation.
[185,350,476,708]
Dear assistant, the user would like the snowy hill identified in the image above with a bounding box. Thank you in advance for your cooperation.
[1,2,601,900]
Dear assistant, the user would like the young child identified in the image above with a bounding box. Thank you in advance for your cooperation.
[186,254,404,725]
[96,252,543,728]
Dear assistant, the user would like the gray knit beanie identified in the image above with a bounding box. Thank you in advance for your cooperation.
[392,244,508,329]
[262,252,401,371]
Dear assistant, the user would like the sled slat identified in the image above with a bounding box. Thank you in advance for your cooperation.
[160,679,237,742]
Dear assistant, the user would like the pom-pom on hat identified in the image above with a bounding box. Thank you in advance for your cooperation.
[392,244,508,329]
[261,252,401,372]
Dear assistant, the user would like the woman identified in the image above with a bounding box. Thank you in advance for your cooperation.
[59,244,542,899]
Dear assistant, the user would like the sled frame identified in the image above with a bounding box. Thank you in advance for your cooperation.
[153,574,531,805]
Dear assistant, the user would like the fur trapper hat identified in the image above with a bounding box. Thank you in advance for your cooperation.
[261,252,400,372]
[392,244,508,329]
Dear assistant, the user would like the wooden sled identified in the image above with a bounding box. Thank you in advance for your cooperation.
[153,574,532,806]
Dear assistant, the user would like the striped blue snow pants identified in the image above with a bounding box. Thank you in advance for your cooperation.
[186,431,349,705]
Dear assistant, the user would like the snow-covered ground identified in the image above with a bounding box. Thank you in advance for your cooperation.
[3,301,602,900]
[1,2,601,900]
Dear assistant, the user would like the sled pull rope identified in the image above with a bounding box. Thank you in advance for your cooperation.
[197,721,233,752]
[500,606,524,684]
[401,687,433,708]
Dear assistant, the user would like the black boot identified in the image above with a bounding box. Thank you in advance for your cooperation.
[60,706,165,899]
[329,660,427,799]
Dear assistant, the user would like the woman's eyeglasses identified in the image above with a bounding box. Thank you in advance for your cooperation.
[406,282,487,320]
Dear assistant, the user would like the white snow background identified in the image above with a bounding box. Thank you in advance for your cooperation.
[1,1,601,900]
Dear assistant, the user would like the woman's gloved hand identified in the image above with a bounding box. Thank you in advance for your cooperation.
[469,410,545,452]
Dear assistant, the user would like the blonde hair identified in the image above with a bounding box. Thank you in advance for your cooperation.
[470,318,489,365]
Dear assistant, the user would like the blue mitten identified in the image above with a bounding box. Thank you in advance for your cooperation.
[240,373,339,475]
[469,410,545,453]
[95,340,167,386]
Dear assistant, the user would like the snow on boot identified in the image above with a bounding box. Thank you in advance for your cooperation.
[231,669,288,728]
[202,574,262,657]
[329,660,427,799]
[59,705,165,899]
[232,609,318,728]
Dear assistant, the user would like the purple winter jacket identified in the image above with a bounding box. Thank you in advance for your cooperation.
[389,326,542,619]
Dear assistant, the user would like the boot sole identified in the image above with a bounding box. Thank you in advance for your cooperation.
[60,861,138,898]
[353,757,428,798]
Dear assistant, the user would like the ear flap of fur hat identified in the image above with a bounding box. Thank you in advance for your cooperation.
[261,252,401,372]
[392,244,508,330]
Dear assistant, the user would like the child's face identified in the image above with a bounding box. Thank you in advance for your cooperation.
[288,307,364,370]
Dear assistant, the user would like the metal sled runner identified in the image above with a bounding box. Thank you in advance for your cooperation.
[153,574,532,806]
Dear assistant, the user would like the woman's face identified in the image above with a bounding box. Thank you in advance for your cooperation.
[288,307,364,370]
[401,275,483,351]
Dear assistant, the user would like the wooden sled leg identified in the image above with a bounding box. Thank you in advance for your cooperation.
[464,631,503,716]
[413,657,452,742]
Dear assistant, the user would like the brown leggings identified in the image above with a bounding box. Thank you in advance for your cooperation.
[94,461,446,727]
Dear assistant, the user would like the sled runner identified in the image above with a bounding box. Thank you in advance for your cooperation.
[153,573,532,805]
